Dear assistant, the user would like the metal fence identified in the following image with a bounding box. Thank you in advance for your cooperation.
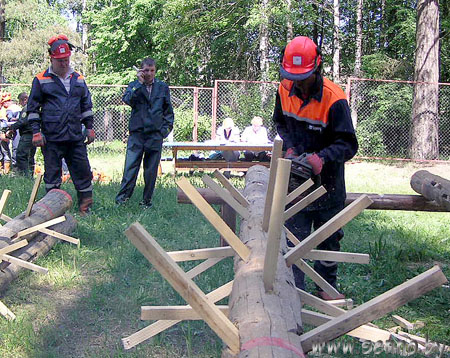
[347,78,450,161]
[2,78,450,161]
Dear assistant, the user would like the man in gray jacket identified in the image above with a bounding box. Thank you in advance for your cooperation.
[115,58,174,208]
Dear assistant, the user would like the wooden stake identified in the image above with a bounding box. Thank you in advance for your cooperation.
[125,223,240,353]
[299,265,448,352]
[25,173,43,217]
[303,250,370,264]
[0,240,28,256]
[202,175,250,220]
[38,227,80,246]
[213,170,249,207]
[177,177,250,262]
[263,158,291,292]
[284,186,327,221]
[141,305,229,320]
[392,315,415,331]
[122,280,233,350]
[294,259,342,299]
[167,246,234,262]
[0,190,11,219]
[285,195,373,266]
[262,139,283,232]
[14,216,66,240]
[0,254,49,274]
[285,179,314,205]
[0,300,16,320]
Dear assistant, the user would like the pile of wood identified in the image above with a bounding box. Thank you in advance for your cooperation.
[121,140,448,357]
[0,174,79,320]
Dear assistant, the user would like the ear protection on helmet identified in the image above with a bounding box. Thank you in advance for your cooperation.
[48,34,75,56]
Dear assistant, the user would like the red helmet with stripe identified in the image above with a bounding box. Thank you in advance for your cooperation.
[48,34,72,59]
[280,36,321,81]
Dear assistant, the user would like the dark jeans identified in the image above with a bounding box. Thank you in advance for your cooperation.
[116,132,162,204]
[41,140,92,193]
[0,140,11,163]
[15,134,36,177]
[286,202,345,291]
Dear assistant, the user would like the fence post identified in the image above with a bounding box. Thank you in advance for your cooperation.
[193,87,199,142]
[212,80,218,140]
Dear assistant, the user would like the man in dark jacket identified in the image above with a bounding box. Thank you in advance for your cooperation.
[273,36,358,300]
[6,93,36,177]
[27,34,95,215]
[115,58,174,208]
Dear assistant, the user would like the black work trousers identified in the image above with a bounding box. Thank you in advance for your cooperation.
[116,132,162,204]
[15,133,36,177]
[286,202,344,291]
[42,140,92,193]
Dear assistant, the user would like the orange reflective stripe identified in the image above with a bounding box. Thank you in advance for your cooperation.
[278,77,346,127]
[36,70,51,81]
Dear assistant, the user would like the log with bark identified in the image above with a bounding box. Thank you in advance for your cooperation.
[410,170,450,211]
[223,165,303,358]
[0,189,73,247]
[177,188,447,212]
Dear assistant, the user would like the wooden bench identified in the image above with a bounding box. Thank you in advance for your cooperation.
[163,142,273,174]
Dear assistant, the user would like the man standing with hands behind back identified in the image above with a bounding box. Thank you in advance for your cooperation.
[28,34,95,215]
[273,36,358,299]
[115,58,174,208]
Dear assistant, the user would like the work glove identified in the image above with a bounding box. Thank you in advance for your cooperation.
[306,153,323,175]
[284,147,298,159]
[85,128,95,145]
[6,129,15,140]
[32,132,46,147]
[0,132,9,142]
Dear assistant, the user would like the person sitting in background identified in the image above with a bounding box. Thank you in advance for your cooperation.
[241,116,270,161]
[0,92,13,174]
[5,96,24,169]
[213,117,240,162]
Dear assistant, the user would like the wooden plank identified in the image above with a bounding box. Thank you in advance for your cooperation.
[328,299,354,309]
[125,223,240,353]
[184,257,224,278]
[14,216,66,240]
[122,280,233,350]
[202,175,250,220]
[285,179,314,205]
[285,195,373,266]
[25,173,43,217]
[301,309,391,342]
[176,177,250,262]
[38,227,80,246]
[299,265,448,353]
[263,158,291,292]
[0,213,12,222]
[141,305,229,320]
[284,186,327,221]
[213,170,249,207]
[262,139,283,232]
[392,314,415,331]
[175,161,270,169]
[0,300,16,320]
[0,240,28,256]
[0,190,11,217]
[285,226,301,245]
[294,259,342,299]
[296,288,345,316]
[167,246,234,262]
[0,254,49,274]
[304,250,370,264]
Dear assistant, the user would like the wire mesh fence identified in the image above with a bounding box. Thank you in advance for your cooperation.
[348,78,450,161]
[2,78,450,162]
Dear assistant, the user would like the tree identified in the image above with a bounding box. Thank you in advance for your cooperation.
[410,0,440,159]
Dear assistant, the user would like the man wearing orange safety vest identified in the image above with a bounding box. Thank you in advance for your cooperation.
[27,34,95,215]
[273,36,358,300]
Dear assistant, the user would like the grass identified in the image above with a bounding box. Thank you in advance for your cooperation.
[0,159,449,357]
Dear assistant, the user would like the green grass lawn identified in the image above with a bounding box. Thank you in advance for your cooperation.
[0,160,449,358]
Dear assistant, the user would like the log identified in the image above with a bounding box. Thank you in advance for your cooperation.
[0,214,77,293]
[177,188,447,212]
[0,189,73,247]
[410,170,450,210]
[224,165,304,358]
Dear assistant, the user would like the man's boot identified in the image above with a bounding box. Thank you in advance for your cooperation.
[4,162,10,174]
[78,191,93,216]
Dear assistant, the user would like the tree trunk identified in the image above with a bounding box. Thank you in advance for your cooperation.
[410,170,450,210]
[332,0,340,82]
[286,0,293,42]
[410,0,439,160]
[222,165,303,358]
[0,189,73,247]
[259,0,271,109]
[350,0,363,129]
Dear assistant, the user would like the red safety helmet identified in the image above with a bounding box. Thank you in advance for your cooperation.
[48,34,72,59]
[280,36,322,81]
[0,92,12,103]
